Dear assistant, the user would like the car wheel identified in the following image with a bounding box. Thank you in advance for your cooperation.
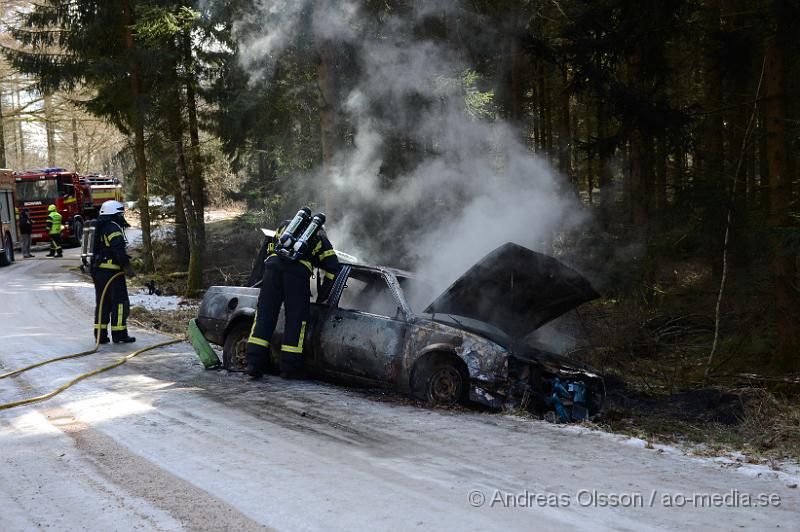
[414,356,467,406]
[222,320,252,372]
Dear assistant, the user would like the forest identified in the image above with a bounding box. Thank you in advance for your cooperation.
[1,1,799,449]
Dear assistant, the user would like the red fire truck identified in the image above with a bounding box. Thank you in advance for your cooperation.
[14,168,124,245]
[0,169,18,266]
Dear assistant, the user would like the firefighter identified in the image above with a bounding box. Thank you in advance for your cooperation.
[45,204,63,257]
[91,200,136,344]
[245,209,341,380]
[19,208,34,258]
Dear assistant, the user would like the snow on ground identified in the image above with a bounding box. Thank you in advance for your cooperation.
[541,420,800,488]
[2,251,799,531]
[70,277,195,312]
[129,291,188,311]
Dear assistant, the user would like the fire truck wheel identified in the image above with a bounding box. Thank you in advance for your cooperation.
[0,232,13,266]
[71,219,84,246]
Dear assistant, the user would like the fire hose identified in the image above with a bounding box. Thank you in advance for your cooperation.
[0,271,182,411]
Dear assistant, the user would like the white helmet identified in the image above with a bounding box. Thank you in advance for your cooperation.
[99,200,125,216]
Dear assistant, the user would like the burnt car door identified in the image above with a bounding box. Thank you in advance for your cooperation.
[315,267,408,385]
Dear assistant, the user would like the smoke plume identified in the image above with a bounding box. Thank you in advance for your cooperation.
[236,1,586,309]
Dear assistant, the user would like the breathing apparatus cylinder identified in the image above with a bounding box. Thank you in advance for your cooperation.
[277,207,312,251]
[279,212,326,261]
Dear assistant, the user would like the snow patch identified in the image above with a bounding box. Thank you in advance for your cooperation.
[129,292,186,311]
[70,282,195,312]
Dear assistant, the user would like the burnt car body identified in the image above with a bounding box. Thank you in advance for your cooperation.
[196,242,604,416]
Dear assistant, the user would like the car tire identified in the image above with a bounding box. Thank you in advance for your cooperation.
[222,320,252,372]
[413,355,468,406]
[0,232,13,266]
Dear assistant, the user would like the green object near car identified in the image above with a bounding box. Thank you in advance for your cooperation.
[188,318,221,369]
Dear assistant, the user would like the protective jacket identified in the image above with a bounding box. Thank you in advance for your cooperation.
[46,211,62,235]
[92,219,131,272]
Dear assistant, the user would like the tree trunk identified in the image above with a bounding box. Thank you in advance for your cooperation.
[758,101,770,211]
[703,0,725,280]
[166,58,203,295]
[763,0,799,370]
[174,181,190,269]
[183,31,206,252]
[538,62,550,161]
[496,13,525,131]
[174,135,203,295]
[71,117,79,171]
[508,36,524,128]
[531,85,540,153]
[746,138,756,212]
[543,64,553,162]
[44,92,56,166]
[631,126,656,301]
[558,68,573,186]
[674,148,685,200]
[655,137,667,215]
[314,0,338,216]
[0,82,6,168]
[533,60,542,153]
[15,81,25,169]
[121,0,154,272]
[631,130,648,230]
[586,143,594,206]
[597,101,612,230]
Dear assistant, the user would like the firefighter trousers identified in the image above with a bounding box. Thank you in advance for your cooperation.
[92,268,131,340]
[245,268,310,376]
[49,233,62,256]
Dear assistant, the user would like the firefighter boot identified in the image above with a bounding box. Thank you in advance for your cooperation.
[279,352,307,380]
[112,332,136,343]
[95,329,110,344]
[245,352,265,380]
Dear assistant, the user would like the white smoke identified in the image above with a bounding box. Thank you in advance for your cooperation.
[233,0,310,80]
[236,1,586,308]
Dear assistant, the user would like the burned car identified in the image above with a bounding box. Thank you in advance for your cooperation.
[196,242,604,419]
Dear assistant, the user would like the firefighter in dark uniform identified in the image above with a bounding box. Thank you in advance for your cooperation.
[245,208,341,380]
[91,200,136,344]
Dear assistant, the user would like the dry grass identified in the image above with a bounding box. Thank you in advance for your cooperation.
[128,304,198,338]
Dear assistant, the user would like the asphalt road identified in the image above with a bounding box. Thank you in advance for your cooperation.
[0,246,798,531]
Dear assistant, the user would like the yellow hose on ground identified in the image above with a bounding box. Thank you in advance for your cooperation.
[0,339,182,411]
[0,271,124,379]
[0,270,185,411]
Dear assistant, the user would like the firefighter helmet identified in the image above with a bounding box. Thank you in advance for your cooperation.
[48,204,57,212]
[99,200,125,216]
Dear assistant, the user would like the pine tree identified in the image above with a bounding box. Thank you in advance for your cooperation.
[4,0,157,270]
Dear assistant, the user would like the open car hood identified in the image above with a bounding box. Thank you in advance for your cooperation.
[423,243,599,340]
